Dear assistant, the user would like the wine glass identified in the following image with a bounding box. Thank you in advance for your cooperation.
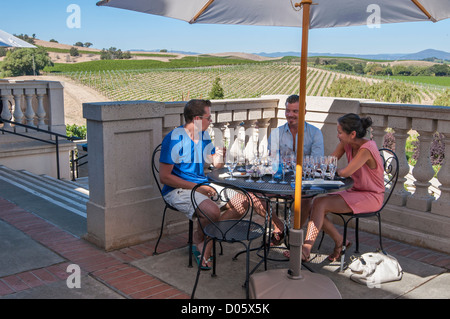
[226,156,237,180]
[279,153,290,184]
[245,157,255,183]
[303,156,311,180]
[268,155,278,184]
[319,156,327,179]
[255,156,265,183]
[328,156,337,180]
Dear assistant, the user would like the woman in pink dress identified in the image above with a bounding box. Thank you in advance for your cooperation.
[302,113,385,262]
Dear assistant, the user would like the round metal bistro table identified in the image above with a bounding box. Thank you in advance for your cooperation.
[207,167,353,197]
[207,167,354,266]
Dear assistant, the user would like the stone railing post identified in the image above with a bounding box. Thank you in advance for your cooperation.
[407,119,436,212]
[431,120,450,217]
[83,101,165,251]
[46,81,65,134]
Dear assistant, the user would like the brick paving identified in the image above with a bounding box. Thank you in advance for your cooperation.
[0,197,190,299]
[1,196,449,299]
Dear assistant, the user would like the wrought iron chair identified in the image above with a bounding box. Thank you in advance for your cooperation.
[318,148,399,271]
[190,181,266,299]
[151,144,194,268]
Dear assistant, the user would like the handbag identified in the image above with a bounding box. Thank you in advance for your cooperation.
[348,250,403,287]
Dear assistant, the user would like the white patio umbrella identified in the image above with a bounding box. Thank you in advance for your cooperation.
[97,0,450,298]
[0,29,36,48]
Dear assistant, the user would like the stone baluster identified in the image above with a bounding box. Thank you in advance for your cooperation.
[369,114,387,148]
[388,116,411,206]
[406,119,437,212]
[24,89,36,126]
[36,91,47,129]
[1,89,12,130]
[257,118,271,158]
[228,121,243,158]
[242,120,258,160]
[431,121,450,217]
[12,89,25,132]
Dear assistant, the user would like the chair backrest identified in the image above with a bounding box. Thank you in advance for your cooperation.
[191,181,259,241]
[151,144,164,197]
[378,148,400,211]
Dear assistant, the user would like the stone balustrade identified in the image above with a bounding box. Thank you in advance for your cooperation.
[83,96,450,253]
[0,79,66,134]
[0,79,72,179]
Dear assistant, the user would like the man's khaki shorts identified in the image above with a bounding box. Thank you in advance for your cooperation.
[163,183,229,220]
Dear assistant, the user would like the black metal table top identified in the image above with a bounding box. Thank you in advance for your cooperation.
[207,167,353,197]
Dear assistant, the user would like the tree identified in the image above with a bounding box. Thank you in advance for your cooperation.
[84,42,93,48]
[430,64,450,76]
[74,42,84,47]
[69,47,80,57]
[208,77,225,100]
[0,47,53,77]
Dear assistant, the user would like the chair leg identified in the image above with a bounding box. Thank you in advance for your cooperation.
[317,231,325,251]
[355,218,360,253]
[377,214,384,253]
[153,207,167,255]
[191,237,211,299]
[245,244,251,299]
[188,220,193,268]
[340,221,349,272]
[212,239,217,277]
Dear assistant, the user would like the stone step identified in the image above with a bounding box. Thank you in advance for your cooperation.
[0,165,87,218]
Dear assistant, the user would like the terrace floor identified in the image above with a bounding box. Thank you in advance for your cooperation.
[0,183,449,303]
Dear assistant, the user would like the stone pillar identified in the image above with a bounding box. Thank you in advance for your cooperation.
[83,101,165,251]
[46,82,64,134]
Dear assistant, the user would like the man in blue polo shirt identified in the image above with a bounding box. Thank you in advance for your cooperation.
[160,99,248,270]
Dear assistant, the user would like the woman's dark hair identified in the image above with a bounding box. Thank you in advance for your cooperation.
[338,113,373,138]
[184,99,211,123]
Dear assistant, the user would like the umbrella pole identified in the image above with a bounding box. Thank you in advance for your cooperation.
[289,0,312,278]
[251,0,338,299]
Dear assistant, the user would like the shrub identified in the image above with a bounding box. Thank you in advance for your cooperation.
[208,77,225,99]
[66,124,87,139]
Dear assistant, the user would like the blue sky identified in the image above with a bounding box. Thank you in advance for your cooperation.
[2,0,450,55]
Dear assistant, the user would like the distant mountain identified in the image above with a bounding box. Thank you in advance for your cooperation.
[130,49,201,55]
[255,49,450,61]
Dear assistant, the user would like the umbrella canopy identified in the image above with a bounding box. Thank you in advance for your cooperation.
[97,0,450,230]
[0,29,36,48]
[97,0,450,27]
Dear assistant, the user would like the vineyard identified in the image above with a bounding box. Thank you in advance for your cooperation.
[54,62,446,104]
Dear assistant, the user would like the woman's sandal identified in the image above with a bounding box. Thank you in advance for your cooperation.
[282,250,310,262]
[327,241,352,262]
[192,246,211,270]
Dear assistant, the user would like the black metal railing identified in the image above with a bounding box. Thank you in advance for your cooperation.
[70,144,88,181]
[0,119,82,180]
